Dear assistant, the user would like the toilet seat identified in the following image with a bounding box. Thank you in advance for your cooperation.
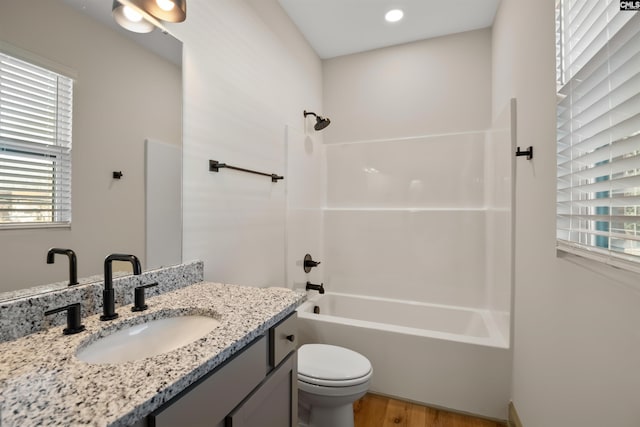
[298,344,372,388]
[298,370,372,387]
[298,373,372,398]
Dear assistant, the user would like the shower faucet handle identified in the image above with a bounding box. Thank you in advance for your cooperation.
[305,259,321,267]
[303,254,321,273]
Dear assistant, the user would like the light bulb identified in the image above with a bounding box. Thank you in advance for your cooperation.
[123,5,143,22]
[385,9,404,23]
[156,0,176,11]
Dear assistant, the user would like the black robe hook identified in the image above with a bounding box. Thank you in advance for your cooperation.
[515,146,533,160]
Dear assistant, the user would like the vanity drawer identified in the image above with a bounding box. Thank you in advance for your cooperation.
[269,312,297,368]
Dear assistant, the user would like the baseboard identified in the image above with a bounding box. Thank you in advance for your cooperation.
[509,401,524,427]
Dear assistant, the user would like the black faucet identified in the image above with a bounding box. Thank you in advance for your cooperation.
[306,281,325,294]
[101,253,142,321]
[46,248,78,286]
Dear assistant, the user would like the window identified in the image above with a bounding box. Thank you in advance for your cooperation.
[556,0,640,269]
[0,51,73,227]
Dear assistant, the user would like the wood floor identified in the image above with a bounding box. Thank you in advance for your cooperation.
[353,394,507,427]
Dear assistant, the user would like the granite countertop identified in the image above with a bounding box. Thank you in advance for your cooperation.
[0,282,306,427]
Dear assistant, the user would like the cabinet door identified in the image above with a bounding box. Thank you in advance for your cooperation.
[150,336,267,427]
[269,312,297,369]
[226,351,297,427]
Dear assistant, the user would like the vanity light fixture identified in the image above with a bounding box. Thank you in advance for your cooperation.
[143,0,187,23]
[385,9,404,23]
[112,1,156,33]
[112,0,187,33]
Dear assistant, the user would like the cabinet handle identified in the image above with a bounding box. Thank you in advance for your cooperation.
[286,334,295,342]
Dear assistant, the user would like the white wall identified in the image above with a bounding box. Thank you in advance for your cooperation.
[322,28,492,144]
[171,0,323,287]
[285,126,325,291]
[0,0,181,293]
[492,1,640,426]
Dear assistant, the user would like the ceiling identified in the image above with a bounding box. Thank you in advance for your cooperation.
[278,0,501,59]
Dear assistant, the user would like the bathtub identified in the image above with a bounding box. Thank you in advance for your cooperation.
[296,292,511,419]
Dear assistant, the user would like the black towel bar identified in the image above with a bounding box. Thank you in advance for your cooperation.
[209,160,284,182]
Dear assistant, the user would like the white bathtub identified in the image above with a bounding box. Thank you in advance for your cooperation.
[296,292,511,419]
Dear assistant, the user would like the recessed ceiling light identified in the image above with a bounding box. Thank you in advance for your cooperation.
[385,9,404,23]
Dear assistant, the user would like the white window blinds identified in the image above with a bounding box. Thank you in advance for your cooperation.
[0,51,73,227]
[557,0,640,268]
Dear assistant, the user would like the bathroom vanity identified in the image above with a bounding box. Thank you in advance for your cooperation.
[147,312,298,427]
[0,279,304,426]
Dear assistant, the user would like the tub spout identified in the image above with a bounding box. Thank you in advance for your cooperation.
[306,281,325,294]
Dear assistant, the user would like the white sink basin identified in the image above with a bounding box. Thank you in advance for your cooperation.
[76,315,220,364]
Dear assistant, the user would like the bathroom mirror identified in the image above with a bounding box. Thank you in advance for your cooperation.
[0,0,183,300]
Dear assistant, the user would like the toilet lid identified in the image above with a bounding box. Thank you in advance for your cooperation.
[298,344,372,383]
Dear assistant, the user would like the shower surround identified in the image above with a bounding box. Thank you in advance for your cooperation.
[298,101,515,418]
[323,125,512,320]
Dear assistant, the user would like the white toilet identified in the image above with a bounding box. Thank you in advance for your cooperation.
[297,343,373,427]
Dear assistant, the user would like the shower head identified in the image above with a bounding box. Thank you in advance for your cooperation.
[314,116,331,131]
[304,110,331,131]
